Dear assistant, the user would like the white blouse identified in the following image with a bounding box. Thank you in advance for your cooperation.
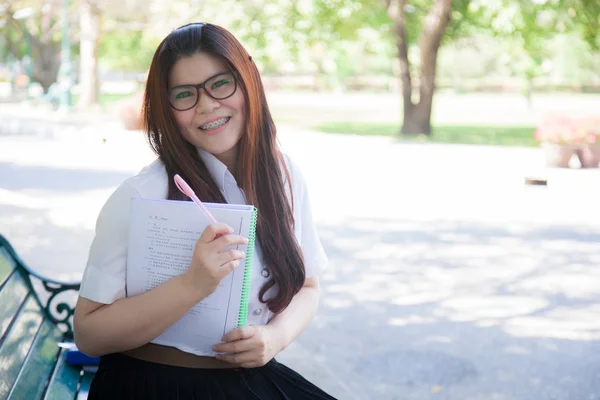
[79,148,328,326]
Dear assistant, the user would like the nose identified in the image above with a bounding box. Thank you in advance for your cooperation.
[195,90,220,114]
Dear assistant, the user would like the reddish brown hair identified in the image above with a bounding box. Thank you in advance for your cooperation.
[143,23,305,313]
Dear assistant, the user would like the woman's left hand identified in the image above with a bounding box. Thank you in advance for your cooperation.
[212,325,283,368]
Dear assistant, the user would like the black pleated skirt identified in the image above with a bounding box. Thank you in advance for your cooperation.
[87,353,338,400]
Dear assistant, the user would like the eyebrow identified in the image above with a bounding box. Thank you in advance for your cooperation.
[169,71,232,89]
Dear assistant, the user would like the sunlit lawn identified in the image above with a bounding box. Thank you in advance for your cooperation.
[312,122,538,147]
[267,91,600,148]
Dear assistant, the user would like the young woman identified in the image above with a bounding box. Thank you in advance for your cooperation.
[73,22,336,399]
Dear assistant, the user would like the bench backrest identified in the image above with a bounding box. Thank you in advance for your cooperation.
[0,236,81,399]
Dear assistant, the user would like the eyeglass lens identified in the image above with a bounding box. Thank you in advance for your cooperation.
[169,72,236,111]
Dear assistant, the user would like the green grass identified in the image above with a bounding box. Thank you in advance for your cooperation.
[312,121,539,147]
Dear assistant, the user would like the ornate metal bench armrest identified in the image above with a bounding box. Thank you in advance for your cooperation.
[0,234,81,338]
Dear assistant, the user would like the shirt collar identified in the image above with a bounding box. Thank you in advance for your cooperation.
[196,148,234,192]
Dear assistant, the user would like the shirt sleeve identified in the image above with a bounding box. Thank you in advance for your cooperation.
[286,155,328,278]
[79,181,140,304]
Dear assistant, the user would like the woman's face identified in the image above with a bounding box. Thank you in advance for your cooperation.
[168,52,245,169]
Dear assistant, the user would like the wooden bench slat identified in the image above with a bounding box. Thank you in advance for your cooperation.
[0,296,44,399]
[76,371,95,400]
[44,348,81,400]
[0,272,30,345]
[8,319,64,399]
[0,247,17,290]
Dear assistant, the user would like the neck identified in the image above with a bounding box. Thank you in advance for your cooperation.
[215,146,237,174]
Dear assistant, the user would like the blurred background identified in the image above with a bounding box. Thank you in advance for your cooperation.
[1,1,600,399]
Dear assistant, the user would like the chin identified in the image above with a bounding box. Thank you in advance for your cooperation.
[200,136,241,156]
[205,144,235,156]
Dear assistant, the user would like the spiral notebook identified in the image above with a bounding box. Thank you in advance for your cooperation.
[126,197,257,356]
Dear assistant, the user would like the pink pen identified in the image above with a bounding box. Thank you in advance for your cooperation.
[174,174,219,224]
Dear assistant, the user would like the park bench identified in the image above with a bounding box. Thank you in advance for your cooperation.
[0,234,95,399]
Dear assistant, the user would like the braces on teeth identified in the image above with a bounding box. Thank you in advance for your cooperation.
[201,118,228,130]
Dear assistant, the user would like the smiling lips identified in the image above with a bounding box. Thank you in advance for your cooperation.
[199,117,231,131]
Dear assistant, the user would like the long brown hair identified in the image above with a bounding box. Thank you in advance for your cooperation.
[143,23,305,314]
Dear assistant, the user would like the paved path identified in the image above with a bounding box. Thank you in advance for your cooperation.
[1,116,600,399]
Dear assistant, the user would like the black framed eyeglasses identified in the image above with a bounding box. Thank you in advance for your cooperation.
[168,71,238,111]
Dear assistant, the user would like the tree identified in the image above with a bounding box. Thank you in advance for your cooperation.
[474,0,600,105]
[318,0,599,135]
[388,0,454,134]
[1,0,140,105]
[0,1,63,93]
[305,0,468,135]
[78,0,101,108]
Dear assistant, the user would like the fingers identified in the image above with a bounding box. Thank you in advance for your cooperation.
[214,345,270,368]
[213,338,253,354]
[222,326,255,343]
[212,327,271,368]
[217,249,245,266]
[218,259,240,277]
[215,350,258,366]
[212,233,249,251]
[199,224,234,243]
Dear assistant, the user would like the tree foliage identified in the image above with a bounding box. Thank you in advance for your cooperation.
[1,0,598,111]
[0,0,67,91]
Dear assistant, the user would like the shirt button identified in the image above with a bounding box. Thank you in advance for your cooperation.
[261,269,270,278]
[252,308,263,316]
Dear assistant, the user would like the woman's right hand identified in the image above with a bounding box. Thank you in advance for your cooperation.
[184,223,248,298]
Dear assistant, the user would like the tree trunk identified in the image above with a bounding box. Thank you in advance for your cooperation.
[391,0,453,135]
[391,0,414,131]
[32,43,61,93]
[402,101,433,134]
[78,1,101,108]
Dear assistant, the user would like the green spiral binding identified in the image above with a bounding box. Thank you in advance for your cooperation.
[237,207,258,327]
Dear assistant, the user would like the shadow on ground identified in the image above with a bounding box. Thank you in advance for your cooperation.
[284,218,600,400]
[0,162,132,192]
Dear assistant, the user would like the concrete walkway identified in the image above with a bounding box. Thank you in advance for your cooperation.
[1,114,600,399]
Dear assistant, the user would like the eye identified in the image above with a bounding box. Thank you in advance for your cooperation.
[211,79,232,89]
[175,91,193,99]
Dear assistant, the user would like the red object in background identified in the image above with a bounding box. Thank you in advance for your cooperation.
[534,115,600,145]
[117,91,145,131]
[534,115,600,168]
